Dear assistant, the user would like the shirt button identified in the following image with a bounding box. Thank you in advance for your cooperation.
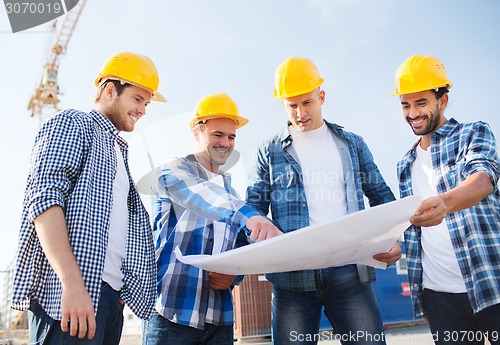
[302,204,306,207]
[413,284,418,288]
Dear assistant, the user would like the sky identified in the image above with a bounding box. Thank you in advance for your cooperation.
[0,0,499,271]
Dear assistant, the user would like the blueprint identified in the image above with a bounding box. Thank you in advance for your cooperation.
[175,196,421,275]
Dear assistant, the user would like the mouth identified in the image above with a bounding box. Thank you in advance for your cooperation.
[297,119,310,125]
[213,147,230,155]
[129,113,139,124]
[408,116,426,128]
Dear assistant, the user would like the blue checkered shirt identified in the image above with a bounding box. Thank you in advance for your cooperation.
[11,109,156,320]
[397,118,500,318]
[151,155,258,329]
[246,120,395,291]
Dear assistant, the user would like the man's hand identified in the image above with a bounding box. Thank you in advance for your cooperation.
[410,196,447,227]
[209,272,236,290]
[33,205,96,339]
[246,215,283,242]
[373,241,402,268]
[60,284,96,339]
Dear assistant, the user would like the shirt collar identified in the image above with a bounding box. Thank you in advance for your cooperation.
[433,117,459,137]
[90,109,119,136]
[90,109,128,149]
[278,119,344,148]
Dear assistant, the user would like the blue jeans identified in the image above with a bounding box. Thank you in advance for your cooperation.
[423,289,500,345]
[28,282,124,345]
[272,265,386,345]
[142,311,233,345]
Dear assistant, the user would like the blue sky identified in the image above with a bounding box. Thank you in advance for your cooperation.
[1,0,499,270]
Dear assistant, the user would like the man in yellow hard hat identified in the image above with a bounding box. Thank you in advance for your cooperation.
[246,57,400,344]
[395,54,500,344]
[142,93,283,345]
[11,52,166,344]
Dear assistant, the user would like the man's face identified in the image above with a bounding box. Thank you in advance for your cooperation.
[282,89,325,132]
[400,90,447,136]
[104,83,152,132]
[194,117,237,172]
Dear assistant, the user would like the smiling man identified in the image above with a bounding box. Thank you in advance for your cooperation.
[11,52,166,344]
[246,57,399,345]
[143,93,282,345]
[395,54,500,345]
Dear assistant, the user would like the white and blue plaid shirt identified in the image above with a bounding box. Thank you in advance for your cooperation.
[398,118,500,318]
[151,155,257,329]
[11,109,156,320]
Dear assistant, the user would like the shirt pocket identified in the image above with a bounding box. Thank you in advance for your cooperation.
[271,165,298,189]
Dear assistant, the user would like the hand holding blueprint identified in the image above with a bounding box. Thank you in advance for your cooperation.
[175,196,420,275]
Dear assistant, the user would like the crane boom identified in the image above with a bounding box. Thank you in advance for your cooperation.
[27,0,87,124]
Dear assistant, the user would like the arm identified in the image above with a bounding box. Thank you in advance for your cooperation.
[155,159,258,227]
[411,172,494,227]
[34,206,96,339]
[246,144,272,217]
[356,136,396,206]
[411,122,499,227]
[245,145,283,240]
[156,159,282,240]
[27,112,95,339]
[354,136,400,264]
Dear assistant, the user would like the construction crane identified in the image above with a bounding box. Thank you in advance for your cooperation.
[27,0,87,126]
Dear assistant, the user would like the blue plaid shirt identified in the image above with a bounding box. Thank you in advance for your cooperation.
[397,118,500,318]
[246,120,395,291]
[151,155,257,329]
[11,109,156,320]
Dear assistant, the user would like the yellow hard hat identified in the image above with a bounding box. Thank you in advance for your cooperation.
[393,54,452,96]
[274,57,324,99]
[190,93,248,130]
[95,52,167,102]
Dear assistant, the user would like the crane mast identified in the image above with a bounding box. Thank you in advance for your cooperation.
[27,0,87,125]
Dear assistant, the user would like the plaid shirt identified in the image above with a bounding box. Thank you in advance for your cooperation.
[397,118,500,318]
[246,120,395,291]
[11,109,156,320]
[151,155,257,329]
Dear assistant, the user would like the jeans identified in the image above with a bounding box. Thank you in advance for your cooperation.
[28,282,124,345]
[142,311,233,345]
[272,265,386,345]
[423,289,500,345]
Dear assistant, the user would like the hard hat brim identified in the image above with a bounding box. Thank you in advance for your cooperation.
[190,114,249,130]
[152,90,167,102]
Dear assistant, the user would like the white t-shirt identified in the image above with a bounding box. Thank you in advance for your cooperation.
[411,144,466,293]
[201,166,227,254]
[102,142,129,291]
[289,123,347,226]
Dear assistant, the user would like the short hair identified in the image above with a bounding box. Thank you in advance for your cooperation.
[193,121,207,132]
[94,79,132,101]
[432,87,449,100]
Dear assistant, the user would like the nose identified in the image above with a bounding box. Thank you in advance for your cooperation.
[296,105,306,119]
[408,106,421,119]
[219,136,231,147]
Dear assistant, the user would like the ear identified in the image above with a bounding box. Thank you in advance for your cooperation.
[439,93,449,110]
[319,89,326,105]
[193,128,200,141]
[103,82,116,101]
